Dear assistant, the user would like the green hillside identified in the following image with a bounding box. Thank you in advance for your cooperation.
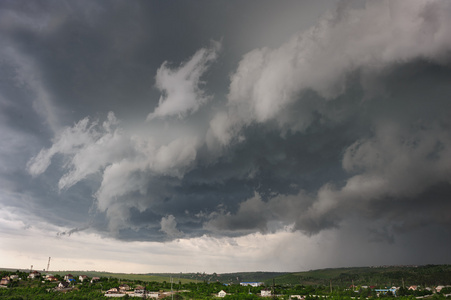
[267,265,451,287]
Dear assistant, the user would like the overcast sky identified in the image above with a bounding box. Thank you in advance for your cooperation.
[1,0,451,274]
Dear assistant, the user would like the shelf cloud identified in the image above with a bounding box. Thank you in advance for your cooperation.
[2,0,451,272]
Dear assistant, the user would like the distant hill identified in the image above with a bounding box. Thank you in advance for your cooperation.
[266,265,451,287]
[145,265,451,287]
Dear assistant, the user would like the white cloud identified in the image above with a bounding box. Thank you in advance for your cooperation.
[147,41,221,120]
[160,215,183,238]
[0,207,331,273]
[27,111,201,233]
[208,0,451,147]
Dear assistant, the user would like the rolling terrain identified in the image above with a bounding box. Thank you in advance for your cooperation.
[2,265,451,287]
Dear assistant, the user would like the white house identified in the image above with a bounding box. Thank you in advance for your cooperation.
[218,290,227,297]
[64,274,74,281]
[261,289,272,297]
[148,292,160,298]
[28,271,41,279]
[79,275,88,282]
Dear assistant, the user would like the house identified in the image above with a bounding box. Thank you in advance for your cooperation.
[106,287,119,294]
[290,295,305,300]
[1,277,11,285]
[218,290,227,297]
[64,274,73,281]
[147,291,160,298]
[79,275,88,282]
[134,285,145,294]
[408,286,418,291]
[10,275,19,280]
[58,281,70,289]
[375,287,398,296]
[46,276,58,282]
[119,284,130,291]
[436,286,445,293]
[28,271,41,279]
[240,282,263,287]
[261,289,272,297]
[91,277,100,283]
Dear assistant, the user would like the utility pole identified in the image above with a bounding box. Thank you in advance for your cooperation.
[171,276,174,300]
[272,278,276,300]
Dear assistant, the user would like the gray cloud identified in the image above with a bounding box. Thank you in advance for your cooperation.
[160,215,183,239]
[2,0,451,270]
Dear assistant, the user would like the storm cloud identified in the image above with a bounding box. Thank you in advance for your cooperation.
[1,0,451,272]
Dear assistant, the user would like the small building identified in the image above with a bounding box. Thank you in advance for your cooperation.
[106,287,119,294]
[261,289,272,297]
[58,281,70,289]
[119,284,130,291]
[147,291,160,298]
[1,277,11,285]
[46,276,58,282]
[375,287,398,296]
[218,290,227,297]
[91,277,101,283]
[28,271,41,279]
[10,275,19,280]
[79,275,88,282]
[134,285,145,294]
[64,274,73,281]
[240,282,263,287]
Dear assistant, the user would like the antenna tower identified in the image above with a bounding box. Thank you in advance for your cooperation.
[46,257,51,273]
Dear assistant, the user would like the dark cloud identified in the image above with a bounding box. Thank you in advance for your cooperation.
[2,0,451,269]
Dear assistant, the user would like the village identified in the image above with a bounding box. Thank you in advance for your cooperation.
[1,268,451,299]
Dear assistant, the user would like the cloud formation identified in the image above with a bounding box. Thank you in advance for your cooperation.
[148,41,221,120]
[24,0,451,243]
[208,0,451,147]
[2,0,451,272]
